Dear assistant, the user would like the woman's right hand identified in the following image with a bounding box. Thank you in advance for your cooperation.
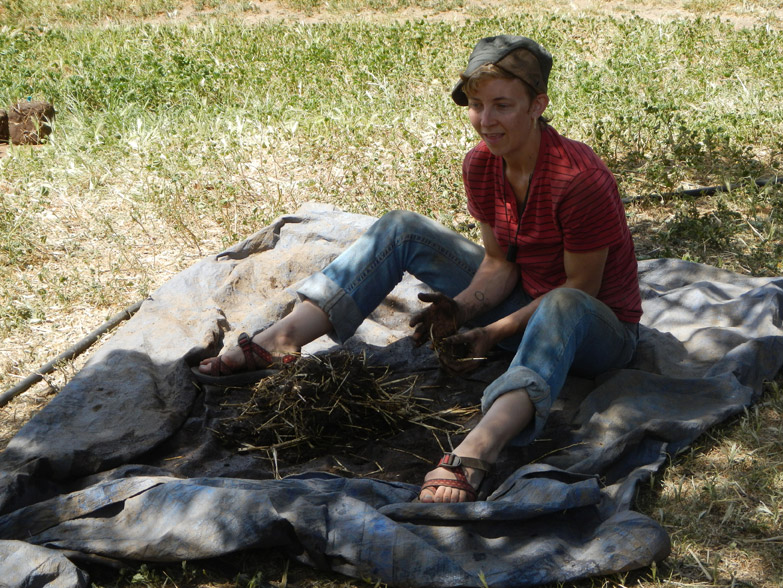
[409,292,461,347]
[435,327,494,373]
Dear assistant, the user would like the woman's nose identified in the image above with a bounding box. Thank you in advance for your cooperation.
[481,107,495,127]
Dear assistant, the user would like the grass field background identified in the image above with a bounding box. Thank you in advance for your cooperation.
[0,1,782,586]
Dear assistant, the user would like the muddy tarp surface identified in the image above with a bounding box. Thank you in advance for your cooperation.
[1,203,782,588]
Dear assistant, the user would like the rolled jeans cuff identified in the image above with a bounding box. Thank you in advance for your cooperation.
[295,271,364,344]
[481,366,552,447]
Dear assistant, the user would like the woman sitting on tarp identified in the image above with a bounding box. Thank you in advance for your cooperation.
[195,34,642,504]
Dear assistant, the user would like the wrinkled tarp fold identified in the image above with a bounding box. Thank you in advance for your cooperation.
[1,203,781,587]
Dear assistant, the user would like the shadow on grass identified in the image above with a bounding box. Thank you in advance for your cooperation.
[627,179,783,277]
[628,378,783,588]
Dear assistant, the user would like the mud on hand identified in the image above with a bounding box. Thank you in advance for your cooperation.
[409,291,461,347]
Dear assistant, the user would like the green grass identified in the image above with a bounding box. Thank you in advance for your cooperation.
[1,1,782,587]
[2,16,781,251]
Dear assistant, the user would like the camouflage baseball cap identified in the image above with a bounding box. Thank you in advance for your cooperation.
[452,35,552,106]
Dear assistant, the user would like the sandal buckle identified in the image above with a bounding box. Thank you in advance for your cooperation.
[438,453,462,469]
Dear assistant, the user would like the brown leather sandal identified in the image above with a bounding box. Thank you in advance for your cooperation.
[191,332,297,387]
[419,452,493,502]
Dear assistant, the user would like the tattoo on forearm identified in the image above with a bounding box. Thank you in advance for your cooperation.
[474,291,485,303]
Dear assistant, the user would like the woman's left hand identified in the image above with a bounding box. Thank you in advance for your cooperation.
[436,327,495,373]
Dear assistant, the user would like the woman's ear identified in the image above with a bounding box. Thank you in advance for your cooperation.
[531,93,549,119]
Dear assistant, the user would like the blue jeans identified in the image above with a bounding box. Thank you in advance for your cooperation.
[296,210,638,445]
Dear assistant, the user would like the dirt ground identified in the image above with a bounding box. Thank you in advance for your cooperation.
[150,0,783,29]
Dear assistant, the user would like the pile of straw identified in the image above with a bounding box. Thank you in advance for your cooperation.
[214,351,472,464]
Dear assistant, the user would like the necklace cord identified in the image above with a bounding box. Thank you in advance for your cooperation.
[505,179,532,262]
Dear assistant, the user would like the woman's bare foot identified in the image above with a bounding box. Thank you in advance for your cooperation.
[417,389,535,503]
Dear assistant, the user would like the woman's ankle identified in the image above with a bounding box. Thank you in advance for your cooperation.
[251,328,300,355]
[451,433,501,465]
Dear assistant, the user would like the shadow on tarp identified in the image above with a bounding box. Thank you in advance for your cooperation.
[0,349,196,514]
[0,345,677,588]
[0,465,670,588]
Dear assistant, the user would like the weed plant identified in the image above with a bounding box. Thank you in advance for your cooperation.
[0,1,782,587]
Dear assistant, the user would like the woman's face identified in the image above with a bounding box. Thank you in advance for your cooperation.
[466,77,544,160]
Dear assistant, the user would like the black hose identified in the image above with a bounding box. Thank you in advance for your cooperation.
[0,300,143,408]
[622,175,783,204]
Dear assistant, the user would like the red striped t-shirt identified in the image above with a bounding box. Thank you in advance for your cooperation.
[463,124,642,323]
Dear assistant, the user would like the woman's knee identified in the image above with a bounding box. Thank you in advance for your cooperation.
[538,287,592,314]
[375,209,426,233]
[369,210,446,248]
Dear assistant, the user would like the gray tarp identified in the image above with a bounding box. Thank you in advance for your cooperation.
[1,203,782,587]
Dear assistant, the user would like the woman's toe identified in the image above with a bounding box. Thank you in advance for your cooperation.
[198,356,218,374]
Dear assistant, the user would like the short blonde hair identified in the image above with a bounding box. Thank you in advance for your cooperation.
[461,63,536,102]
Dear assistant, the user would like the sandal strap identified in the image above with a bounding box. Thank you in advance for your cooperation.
[238,332,273,368]
[203,356,226,377]
[437,452,493,475]
[238,332,298,369]
[420,477,478,502]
